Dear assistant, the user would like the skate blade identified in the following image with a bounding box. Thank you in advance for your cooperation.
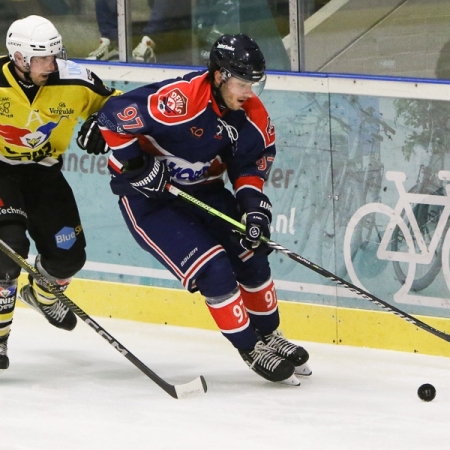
[280,374,301,386]
[295,362,312,377]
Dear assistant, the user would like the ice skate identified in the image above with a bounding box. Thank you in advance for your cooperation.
[239,341,300,385]
[132,36,156,63]
[86,37,119,61]
[19,284,76,331]
[264,330,312,376]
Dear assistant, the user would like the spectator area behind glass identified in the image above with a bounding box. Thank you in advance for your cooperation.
[2,0,450,80]
[0,0,292,71]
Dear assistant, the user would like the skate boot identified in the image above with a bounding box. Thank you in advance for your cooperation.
[19,284,76,331]
[264,330,312,376]
[239,341,300,385]
[132,36,156,63]
[86,37,119,61]
[0,336,9,371]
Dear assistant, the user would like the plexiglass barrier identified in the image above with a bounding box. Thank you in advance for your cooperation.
[2,0,450,79]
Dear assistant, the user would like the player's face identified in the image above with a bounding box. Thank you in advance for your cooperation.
[28,56,58,86]
[219,76,254,110]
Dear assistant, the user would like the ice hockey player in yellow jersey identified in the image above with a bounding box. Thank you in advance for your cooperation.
[0,15,120,370]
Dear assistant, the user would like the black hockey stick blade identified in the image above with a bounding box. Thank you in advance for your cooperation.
[0,239,207,399]
[167,183,450,344]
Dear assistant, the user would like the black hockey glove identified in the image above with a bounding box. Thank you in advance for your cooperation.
[236,191,272,251]
[77,113,110,155]
[123,154,169,199]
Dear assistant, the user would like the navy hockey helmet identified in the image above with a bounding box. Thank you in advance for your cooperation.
[209,33,266,83]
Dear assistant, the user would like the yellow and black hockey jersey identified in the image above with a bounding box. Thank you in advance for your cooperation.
[0,56,120,167]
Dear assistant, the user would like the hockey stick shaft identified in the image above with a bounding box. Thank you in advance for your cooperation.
[0,239,207,399]
[167,183,450,343]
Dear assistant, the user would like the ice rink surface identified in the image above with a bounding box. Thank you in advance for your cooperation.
[1,307,450,450]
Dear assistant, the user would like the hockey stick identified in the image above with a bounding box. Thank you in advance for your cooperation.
[167,183,450,343]
[0,239,207,399]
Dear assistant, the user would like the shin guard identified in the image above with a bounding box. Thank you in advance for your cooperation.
[240,278,280,335]
[206,289,258,350]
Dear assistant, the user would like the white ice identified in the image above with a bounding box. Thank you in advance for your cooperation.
[1,306,449,450]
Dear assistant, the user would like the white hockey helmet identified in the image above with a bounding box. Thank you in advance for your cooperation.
[6,15,65,65]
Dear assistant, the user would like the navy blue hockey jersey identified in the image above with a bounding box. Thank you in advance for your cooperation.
[97,70,275,195]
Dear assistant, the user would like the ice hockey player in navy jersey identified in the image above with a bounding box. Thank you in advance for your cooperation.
[95,33,311,385]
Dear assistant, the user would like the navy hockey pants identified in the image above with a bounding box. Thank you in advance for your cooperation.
[117,186,272,298]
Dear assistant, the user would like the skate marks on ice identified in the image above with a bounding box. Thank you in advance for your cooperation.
[0,308,449,450]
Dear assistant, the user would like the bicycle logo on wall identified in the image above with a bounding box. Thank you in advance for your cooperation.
[344,169,450,307]
[343,97,450,308]
[274,92,450,308]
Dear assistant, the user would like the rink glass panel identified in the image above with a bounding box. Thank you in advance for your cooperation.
[3,1,450,79]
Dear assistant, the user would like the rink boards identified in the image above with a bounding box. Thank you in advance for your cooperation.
[26,62,450,358]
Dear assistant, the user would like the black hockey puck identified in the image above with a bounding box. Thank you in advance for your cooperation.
[417,383,436,402]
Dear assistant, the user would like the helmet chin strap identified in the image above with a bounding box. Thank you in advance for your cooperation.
[13,61,35,85]
[210,68,231,111]
[211,82,228,111]
[23,71,34,84]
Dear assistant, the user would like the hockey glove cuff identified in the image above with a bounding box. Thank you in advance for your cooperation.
[77,112,110,155]
[122,154,170,199]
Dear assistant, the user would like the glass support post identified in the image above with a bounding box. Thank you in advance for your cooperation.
[118,0,132,62]
[289,0,305,72]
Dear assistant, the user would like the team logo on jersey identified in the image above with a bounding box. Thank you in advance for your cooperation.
[157,88,188,117]
[0,116,67,149]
